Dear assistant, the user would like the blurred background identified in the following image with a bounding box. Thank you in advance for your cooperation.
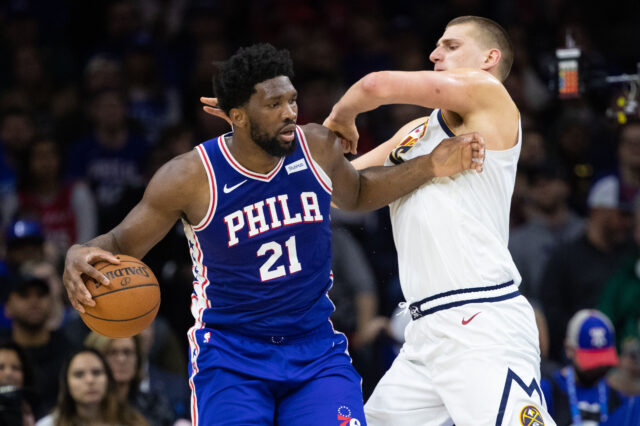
[0,0,639,424]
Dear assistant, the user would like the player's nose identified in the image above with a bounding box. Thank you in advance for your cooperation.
[282,102,297,121]
[429,47,441,64]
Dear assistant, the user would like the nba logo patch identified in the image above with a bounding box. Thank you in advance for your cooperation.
[520,405,544,426]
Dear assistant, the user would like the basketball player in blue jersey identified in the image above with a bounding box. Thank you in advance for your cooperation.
[321,16,557,426]
[62,44,485,425]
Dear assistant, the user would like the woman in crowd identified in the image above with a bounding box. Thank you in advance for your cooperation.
[84,333,175,426]
[0,340,36,426]
[36,348,146,426]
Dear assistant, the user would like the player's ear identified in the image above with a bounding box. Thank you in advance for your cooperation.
[483,48,501,70]
[229,107,247,128]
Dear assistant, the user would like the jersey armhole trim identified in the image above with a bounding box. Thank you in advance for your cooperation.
[193,144,218,231]
[437,109,456,137]
[296,126,332,194]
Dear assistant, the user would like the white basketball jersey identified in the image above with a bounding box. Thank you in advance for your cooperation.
[385,109,522,302]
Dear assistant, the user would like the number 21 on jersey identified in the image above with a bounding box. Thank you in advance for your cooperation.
[257,236,302,282]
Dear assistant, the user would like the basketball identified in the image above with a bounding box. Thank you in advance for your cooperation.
[79,254,160,338]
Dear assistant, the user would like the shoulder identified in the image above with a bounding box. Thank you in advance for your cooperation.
[143,150,207,206]
[449,69,516,113]
[299,123,343,166]
[153,150,205,186]
[300,123,337,144]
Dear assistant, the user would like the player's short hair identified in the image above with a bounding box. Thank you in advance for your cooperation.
[213,43,294,114]
[447,16,513,81]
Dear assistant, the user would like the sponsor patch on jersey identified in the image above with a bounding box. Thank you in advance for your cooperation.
[286,158,308,174]
[520,405,544,426]
[388,120,428,165]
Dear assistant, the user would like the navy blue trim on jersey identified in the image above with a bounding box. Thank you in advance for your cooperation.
[408,280,518,320]
[495,368,545,425]
[437,109,456,137]
[415,280,515,304]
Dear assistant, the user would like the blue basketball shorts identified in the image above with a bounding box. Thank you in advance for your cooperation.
[187,325,366,425]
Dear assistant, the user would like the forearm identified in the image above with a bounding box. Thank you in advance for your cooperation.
[345,155,435,211]
[329,70,486,122]
[328,75,384,121]
[77,231,124,254]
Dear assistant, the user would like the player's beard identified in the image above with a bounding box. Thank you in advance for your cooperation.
[250,120,296,157]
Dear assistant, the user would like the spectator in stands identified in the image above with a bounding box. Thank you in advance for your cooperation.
[19,259,69,332]
[36,348,147,426]
[541,310,628,424]
[599,195,640,347]
[84,333,177,426]
[0,340,36,426]
[0,110,36,225]
[329,225,389,399]
[541,175,635,362]
[1,275,76,419]
[1,219,47,328]
[138,325,190,421]
[608,337,640,397]
[604,394,640,425]
[509,162,584,303]
[4,138,97,258]
[66,89,148,233]
[616,120,640,205]
[124,40,180,144]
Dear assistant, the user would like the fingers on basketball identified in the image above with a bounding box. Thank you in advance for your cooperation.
[80,254,160,338]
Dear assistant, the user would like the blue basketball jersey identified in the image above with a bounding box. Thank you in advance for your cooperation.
[183,126,335,337]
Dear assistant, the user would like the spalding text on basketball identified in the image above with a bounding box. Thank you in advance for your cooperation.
[104,266,151,281]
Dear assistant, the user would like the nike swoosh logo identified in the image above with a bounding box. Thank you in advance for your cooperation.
[223,180,247,193]
[461,311,481,325]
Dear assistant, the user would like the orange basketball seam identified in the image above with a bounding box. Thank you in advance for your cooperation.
[82,301,160,322]
[92,283,160,299]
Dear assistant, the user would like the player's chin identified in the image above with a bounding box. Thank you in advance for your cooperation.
[277,134,296,147]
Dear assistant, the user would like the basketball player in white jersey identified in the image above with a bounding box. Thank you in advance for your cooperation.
[322,16,556,426]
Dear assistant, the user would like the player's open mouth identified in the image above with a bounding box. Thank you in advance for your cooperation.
[279,125,296,142]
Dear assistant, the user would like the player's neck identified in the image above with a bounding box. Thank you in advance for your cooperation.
[224,133,282,174]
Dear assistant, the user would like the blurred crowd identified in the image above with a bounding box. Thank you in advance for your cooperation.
[0,0,639,424]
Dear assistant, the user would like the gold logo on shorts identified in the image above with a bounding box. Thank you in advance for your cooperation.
[520,405,544,426]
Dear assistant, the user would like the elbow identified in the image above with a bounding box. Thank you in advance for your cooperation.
[360,72,390,98]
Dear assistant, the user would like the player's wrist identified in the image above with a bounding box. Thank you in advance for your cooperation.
[422,153,438,179]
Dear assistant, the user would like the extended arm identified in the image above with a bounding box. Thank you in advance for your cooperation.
[324,69,504,143]
[63,152,206,311]
[304,124,484,211]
